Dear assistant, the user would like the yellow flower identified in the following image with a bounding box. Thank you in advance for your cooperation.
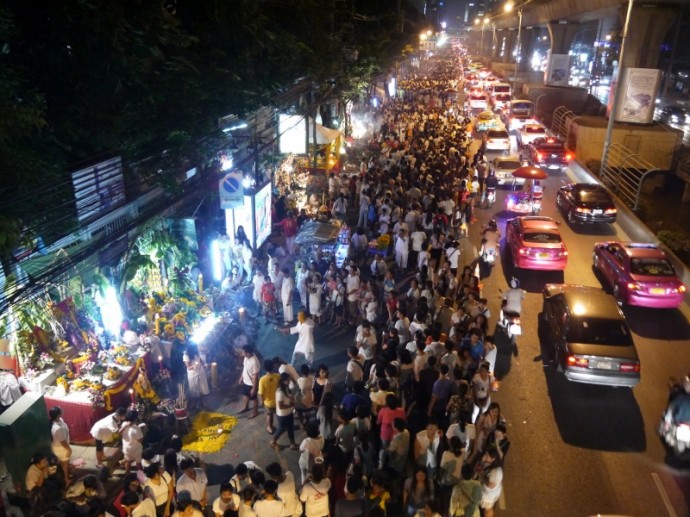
[175,331,186,342]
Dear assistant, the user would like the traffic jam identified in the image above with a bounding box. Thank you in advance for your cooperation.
[458,56,690,460]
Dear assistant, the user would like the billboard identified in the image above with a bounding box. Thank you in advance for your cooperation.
[71,156,126,223]
[279,114,306,154]
[224,183,272,250]
[544,52,571,86]
[219,173,244,209]
[610,67,661,124]
[254,183,272,249]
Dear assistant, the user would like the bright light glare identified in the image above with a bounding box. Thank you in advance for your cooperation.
[220,155,233,171]
[505,1,514,13]
[441,21,447,29]
[242,176,252,188]
[191,315,218,345]
[571,302,586,316]
[387,77,396,97]
[210,239,223,282]
[98,285,123,337]
[437,34,448,47]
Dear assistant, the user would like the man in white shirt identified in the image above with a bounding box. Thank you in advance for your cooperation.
[345,266,361,326]
[176,459,208,508]
[121,490,156,517]
[414,420,443,478]
[237,345,260,418]
[90,407,126,468]
[445,241,460,275]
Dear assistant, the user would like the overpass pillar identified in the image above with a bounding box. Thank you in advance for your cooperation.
[621,5,676,69]
[547,22,580,55]
[518,29,539,72]
[502,29,518,64]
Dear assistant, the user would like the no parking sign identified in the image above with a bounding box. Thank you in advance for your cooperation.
[219,173,244,209]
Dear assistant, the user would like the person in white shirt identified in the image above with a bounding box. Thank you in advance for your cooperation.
[445,242,460,275]
[253,480,283,517]
[238,346,260,418]
[299,464,331,517]
[281,268,295,325]
[120,409,144,475]
[176,459,208,508]
[265,463,301,517]
[213,483,240,517]
[414,421,444,479]
[121,490,156,517]
[395,229,410,270]
[90,407,126,468]
[345,267,361,326]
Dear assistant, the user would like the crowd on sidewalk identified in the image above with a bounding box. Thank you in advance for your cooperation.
[214,58,512,516]
[22,56,514,517]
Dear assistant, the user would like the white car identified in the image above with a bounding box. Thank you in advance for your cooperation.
[517,122,547,147]
[484,129,511,152]
[468,93,488,110]
[492,93,511,110]
[491,156,524,185]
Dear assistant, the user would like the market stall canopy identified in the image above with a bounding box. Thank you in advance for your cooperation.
[295,220,343,244]
[306,117,341,144]
[512,165,549,180]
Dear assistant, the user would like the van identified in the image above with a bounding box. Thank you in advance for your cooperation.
[505,100,534,129]
[490,82,512,97]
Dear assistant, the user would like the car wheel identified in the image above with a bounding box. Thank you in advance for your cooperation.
[613,284,624,306]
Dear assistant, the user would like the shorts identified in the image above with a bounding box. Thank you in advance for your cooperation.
[481,497,499,509]
[263,301,275,312]
[264,406,276,414]
[243,384,257,400]
[95,440,104,452]
[334,305,344,316]
[52,444,71,462]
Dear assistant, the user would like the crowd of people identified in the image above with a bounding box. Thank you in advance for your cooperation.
[18,54,517,517]
[214,55,515,516]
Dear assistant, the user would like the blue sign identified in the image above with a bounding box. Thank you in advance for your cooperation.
[219,173,244,209]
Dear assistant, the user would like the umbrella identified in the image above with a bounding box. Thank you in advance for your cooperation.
[512,165,548,180]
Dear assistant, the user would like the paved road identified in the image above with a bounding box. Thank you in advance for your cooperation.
[478,134,690,516]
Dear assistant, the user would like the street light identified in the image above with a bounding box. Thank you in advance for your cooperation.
[505,1,523,94]
[475,17,490,56]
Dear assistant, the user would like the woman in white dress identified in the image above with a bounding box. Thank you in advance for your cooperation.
[295,262,310,308]
[120,409,144,475]
[281,268,295,325]
[280,312,315,366]
[183,344,209,409]
[49,406,72,482]
[252,270,265,315]
[307,274,322,324]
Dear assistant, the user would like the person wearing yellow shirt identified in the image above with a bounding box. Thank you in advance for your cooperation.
[258,360,280,435]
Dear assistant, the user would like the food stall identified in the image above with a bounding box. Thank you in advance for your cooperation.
[295,220,350,268]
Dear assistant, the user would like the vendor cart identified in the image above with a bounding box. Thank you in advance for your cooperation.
[505,165,548,215]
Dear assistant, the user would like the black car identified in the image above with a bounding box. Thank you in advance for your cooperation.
[542,284,640,388]
[528,137,571,170]
[556,183,617,224]
[657,106,689,125]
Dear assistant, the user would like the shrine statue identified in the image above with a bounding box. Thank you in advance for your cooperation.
[133,367,159,405]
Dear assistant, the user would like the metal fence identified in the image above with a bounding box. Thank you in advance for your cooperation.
[600,142,661,210]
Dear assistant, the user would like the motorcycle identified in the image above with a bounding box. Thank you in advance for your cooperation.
[658,378,690,457]
[499,303,522,342]
[485,187,496,208]
[480,240,499,266]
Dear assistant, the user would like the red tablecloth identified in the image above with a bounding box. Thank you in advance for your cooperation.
[42,353,152,443]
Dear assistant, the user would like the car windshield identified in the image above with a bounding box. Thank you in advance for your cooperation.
[496,160,521,169]
[537,143,564,151]
[494,86,510,93]
[523,232,561,243]
[512,102,533,111]
[630,258,675,276]
[496,94,511,100]
[577,190,610,203]
[566,317,633,346]
[471,95,485,100]
[525,127,545,133]
[488,131,508,139]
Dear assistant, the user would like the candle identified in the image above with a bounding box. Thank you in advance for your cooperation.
[154,314,160,335]
[239,307,246,325]
[211,362,218,389]
[129,388,135,404]
[198,273,203,293]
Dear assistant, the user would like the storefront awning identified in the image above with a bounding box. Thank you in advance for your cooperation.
[295,220,342,244]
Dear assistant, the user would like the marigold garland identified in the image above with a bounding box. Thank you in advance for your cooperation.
[181,411,238,454]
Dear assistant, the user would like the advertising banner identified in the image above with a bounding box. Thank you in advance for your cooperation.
[219,173,244,209]
[544,52,571,86]
[611,67,661,124]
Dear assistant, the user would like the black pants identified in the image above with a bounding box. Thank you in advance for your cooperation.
[273,413,295,443]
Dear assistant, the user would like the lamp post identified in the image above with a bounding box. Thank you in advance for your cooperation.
[505,2,523,94]
[600,0,635,176]
[474,17,490,56]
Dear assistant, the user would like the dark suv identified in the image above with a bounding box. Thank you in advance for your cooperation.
[528,137,572,170]
[541,284,640,388]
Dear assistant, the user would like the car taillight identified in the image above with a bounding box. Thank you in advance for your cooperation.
[565,153,572,161]
[604,208,617,215]
[560,248,568,256]
[536,151,543,161]
[567,355,589,368]
[518,248,528,255]
[627,282,642,291]
[576,207,591,213]
[619,362,640,373]
[679,285,687,293]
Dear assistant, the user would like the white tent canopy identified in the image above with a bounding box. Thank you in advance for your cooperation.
[279,114,341,154]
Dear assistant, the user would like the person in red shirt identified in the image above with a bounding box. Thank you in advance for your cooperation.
[261,276,277,323]
[277,211,299,255]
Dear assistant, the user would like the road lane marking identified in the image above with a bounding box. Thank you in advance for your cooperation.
[652,472,677,517]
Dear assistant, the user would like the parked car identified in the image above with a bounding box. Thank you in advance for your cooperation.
[528,137,572,170]
[592,241,686,308]
[542,284,640,388]
[556,183,617,224]
[491,156,523,185]
[506,216,568,270]
[475,111,500,132]
[517,122,547,148]
[483,129,511,152]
